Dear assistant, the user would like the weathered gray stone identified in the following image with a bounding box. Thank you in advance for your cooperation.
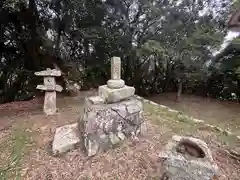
[117,132,126,140]
[159,135,219,180]
[77,56,145,157]
[107,79,125,89]
[44,76,56,86]
[138,122,147,136]
[52,123,80,155]
[36,84,63,92]
[88,96,105,104]
[99,85,135,103]
[111,105,128,118]
[109,133,120,145]
[35,68,62,115]
[126,100,143,114]
[237,136,240,140]
[123,124,137,136]
[192,118,205,123]
[44,91,57,115]
[80,97,143,156]
[85,138,99,157]
[110,57,121,80]
[34,68,61,77]
[127,113,143,125]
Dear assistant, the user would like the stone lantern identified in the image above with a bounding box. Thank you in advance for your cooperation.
[35,68,63,115]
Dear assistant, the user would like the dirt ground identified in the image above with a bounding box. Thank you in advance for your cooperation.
[0,92,239,180]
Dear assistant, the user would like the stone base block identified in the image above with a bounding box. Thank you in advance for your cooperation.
[79,97,145,157]
[159,135,219,180]
[99,85,135,103]
[52,123,80,156]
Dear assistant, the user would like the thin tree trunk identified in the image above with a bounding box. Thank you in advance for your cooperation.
[53,63,80,96]
[176,79,182,102]
[52,16,79,96]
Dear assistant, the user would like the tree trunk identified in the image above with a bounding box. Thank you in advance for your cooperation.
[53,63,80,96]
[237,79,240,103]
[176,79,183,102]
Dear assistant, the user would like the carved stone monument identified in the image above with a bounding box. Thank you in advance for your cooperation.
[35,68,63,115]
[107,57,125,89]
[79,57,145,156]
[99,57,135,103]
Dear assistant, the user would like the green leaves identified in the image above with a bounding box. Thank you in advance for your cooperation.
[137,40,166,57]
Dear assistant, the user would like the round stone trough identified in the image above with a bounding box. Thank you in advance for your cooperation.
[159,135,219,180]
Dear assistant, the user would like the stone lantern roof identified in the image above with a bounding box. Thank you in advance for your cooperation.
[34,68,61,77]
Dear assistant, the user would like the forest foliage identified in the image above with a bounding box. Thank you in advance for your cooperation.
[0,0,239,103]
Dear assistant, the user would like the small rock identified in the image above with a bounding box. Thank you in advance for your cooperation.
[52,123,80,155]
[192,118,205,123]
[214,126,223,132]
[88,96,104,104]
[139,122,147,136]
[159,105,168,109]
[223,130,233,136]
[109,133,120,145]
[217,174,226,180]
[206,124,215,129]
[87,139,99,157]
[237,136,240,140]
[149,101,158,106]
[168,109,178,113]
[131,133,140,143]
[117,132,125,140]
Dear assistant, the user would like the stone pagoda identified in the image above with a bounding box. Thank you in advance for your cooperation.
[79,57,146,156]
[35,68,63,115]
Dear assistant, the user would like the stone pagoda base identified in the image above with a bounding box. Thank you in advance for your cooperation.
[79,96,145,157]
[99,85,135,103]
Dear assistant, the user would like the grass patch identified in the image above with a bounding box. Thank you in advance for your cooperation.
[0,129,31,180]
[144,102,240,149]
[144,103,198,131]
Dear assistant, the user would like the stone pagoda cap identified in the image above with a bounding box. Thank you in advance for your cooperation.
[34,68,61,77]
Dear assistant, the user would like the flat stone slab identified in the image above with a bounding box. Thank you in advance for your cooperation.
[159,135,219,180]
[52,123,80,155]
[88,96,105,104]
[36,84,63,92]
[99,85,135,103]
